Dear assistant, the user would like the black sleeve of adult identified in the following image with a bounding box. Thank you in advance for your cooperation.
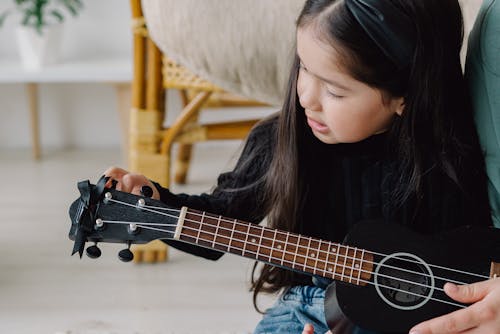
[153,116,277,260]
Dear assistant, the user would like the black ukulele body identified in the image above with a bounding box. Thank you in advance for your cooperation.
[325,221,500,333]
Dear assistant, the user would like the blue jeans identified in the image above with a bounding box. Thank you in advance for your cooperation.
[253,285,380,334]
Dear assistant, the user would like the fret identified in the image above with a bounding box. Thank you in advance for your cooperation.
[195,211,205,244]
[357,249,365,285]
[242,223,252,257]
[293,235,300,271]
[311,239,322,274]
[248,226,260,258]
[305,237,312,273]
[255,225,266,260]
[351,247,358,283]
[221,220,243,254]
[341,245,348,282]
[227,218,237,253]
[333,243,339,280]
[270,229,277,262]
[212,215,222,248]
[322,242,330,276]
[281,232,290,266]
[325,242,333,278]
[314,240,322,275]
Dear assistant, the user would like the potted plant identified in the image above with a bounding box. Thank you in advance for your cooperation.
[0,0,84,70]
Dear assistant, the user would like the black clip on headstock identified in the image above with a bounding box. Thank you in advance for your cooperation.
[69,175,109,258]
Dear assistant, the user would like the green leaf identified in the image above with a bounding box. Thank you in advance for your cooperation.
[64,4,78,16]
[6,0,85,34]
[51,10,64,23]
[21,10,32,26]
[36,24,43,36]
[63,0,83,16]
[0,11,10,27]
[63,0,78,16]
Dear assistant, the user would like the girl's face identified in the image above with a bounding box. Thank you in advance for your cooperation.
[296,26,404,144]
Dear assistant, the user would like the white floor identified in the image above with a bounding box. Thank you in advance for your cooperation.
[0,144,274,334]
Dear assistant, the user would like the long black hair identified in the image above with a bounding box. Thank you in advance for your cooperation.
[249,0,490,311]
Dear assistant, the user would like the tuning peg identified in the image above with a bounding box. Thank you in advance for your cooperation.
[141,185,153,198]
[86,243,102,259]
[118,242,134,262]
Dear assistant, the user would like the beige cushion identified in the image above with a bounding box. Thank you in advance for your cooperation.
[461,0,483,65]
[143,0,304,106]
[142,0,482,106]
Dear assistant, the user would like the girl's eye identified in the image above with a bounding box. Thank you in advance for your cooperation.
[327,90,344,99]
[299,62,345,98]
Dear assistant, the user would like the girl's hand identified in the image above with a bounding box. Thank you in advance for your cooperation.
[302,324,315,334]
[301,323,332,334]
[103,166,161,200]
[409,279,500,334]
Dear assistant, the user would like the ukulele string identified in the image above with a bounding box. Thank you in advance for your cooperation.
[100,218,469,295]
[139,203,489,280]
[100,219,467,309]
[106,198,489,283]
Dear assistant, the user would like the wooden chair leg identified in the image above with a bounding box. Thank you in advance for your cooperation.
[131,92,209,262]
[161,91,212,155]
[129,0,168,263]
[128,107,170,264]
[174,111,200,184]
[174,143,193,184]
[132,239,169,263]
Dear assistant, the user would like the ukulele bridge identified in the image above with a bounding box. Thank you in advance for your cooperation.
[491,262,500,279]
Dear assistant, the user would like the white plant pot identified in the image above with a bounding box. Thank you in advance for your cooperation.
[16,25,63,70]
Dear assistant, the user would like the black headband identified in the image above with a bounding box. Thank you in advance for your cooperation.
[344,0,416,69]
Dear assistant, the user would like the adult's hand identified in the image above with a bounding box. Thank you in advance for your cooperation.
[409,279,500,334]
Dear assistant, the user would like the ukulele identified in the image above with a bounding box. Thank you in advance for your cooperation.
[68,178,500,333]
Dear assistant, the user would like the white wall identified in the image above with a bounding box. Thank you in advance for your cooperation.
[1,0,478,151]
[0,0,132,149]
[0,0,275,151]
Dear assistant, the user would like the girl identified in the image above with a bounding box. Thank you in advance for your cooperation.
[105,0,500,332]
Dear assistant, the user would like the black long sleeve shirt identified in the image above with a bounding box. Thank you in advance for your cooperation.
[155,115,491,272]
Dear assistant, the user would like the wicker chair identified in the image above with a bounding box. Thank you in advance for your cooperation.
[128,0,279,262]
[129,0,270,188]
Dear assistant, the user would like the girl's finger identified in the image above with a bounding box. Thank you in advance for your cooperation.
[302,323,314,334]
[103,166,129,187]
[123,174,161,199]
[120,173,144,194]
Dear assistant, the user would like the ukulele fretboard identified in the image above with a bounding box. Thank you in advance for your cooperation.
[176,208,374,286]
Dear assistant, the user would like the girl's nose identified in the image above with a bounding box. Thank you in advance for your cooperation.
[299,81,322,112]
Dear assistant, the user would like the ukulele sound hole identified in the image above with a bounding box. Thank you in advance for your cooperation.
[374,252,435,311]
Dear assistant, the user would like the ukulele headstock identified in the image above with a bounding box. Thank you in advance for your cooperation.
[68,178,179,261]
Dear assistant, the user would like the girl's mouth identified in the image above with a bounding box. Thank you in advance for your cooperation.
[307,117,329,134]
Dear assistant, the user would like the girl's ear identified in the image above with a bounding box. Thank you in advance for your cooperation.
[393,97,405,116]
